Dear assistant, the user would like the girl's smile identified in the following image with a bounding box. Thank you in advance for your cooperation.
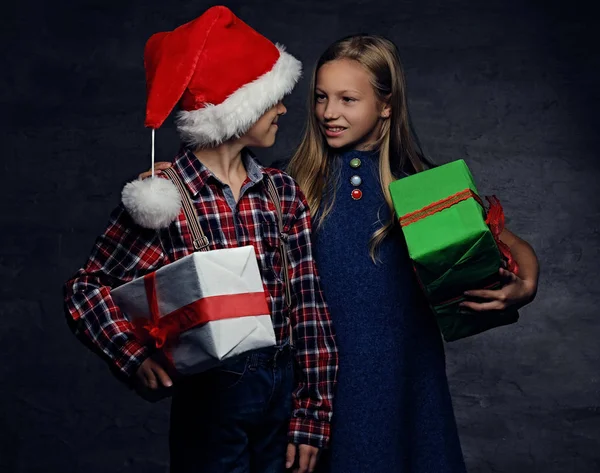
[323,125,347,137]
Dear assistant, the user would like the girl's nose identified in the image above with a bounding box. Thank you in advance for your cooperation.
[323,102,338,120]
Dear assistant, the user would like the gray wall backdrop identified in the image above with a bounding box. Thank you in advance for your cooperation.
[2,0,599,472]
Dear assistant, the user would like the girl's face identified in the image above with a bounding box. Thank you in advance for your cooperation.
[241,101,287,148]
[315,59,389,150]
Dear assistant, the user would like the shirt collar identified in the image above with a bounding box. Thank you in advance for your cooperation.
[173,147,266,197]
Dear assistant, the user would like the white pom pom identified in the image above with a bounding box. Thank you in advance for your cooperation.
[121,177,182,229]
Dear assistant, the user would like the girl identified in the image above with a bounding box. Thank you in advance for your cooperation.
[145,34,539,473]
[287,34,539,473]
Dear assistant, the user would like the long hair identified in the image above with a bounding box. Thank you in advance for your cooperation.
[287,34,433,262]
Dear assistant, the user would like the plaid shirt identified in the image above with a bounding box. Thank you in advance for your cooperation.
[64,148,338,448]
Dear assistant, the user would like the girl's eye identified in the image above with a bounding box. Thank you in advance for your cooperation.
[315,94,326,102]
[342,97,357,103]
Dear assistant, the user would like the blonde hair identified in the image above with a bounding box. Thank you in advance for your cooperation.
[287,34,431,262]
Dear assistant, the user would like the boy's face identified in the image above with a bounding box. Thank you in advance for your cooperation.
[241,102,286,148]
[315,58,388,150]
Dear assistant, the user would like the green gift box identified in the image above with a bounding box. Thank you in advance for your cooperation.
[389,159,519,342]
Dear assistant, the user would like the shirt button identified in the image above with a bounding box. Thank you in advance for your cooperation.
[351,189,363,200]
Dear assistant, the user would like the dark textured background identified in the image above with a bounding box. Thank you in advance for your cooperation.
[2,0,599,472]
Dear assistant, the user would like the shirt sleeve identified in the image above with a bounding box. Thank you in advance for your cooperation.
[63,204,168,379]
[285,188,339,449]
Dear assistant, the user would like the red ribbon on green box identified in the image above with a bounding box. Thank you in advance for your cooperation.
[399,188,518,276]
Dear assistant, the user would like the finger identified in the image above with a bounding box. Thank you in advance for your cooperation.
[138,162,171,180]
[138,171,160,180]
[308,450,319,472]
[144,367,158,390]
[499,268,518,280]
[152,363,173,388]
[286,444,296,469]
[463,289,501,300]
[154,162,172,170]
[298,447,310,473]
[460,300,505,312]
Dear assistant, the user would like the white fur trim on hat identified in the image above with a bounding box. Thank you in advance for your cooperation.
[122,177,181,229]
[175,45,302,148]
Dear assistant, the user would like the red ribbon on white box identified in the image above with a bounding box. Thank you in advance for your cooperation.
[134,272,270,348]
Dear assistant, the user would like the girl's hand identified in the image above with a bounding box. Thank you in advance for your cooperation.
[138,161,172,180]
[460,267,537,312]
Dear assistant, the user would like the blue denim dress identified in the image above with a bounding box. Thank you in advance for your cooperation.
[313,149,467,473]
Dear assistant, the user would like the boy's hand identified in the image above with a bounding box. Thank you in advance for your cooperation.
[134,358,173,393]
[138,162,172,180]
[286,443,320,473]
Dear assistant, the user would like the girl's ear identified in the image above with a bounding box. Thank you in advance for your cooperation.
[381,94,392,118]
[381,104,392,118]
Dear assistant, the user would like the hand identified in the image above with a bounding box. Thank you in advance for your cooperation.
[138,161,172,180]
[460,267,537,312]
[286,443,320,473]
[133,358,173,400]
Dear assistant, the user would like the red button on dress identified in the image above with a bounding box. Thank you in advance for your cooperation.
[351,189,363,200]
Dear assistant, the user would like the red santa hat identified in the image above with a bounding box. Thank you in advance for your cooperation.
[121,5,302,229]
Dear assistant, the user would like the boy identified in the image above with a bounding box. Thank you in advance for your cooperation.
[63,6,338,473]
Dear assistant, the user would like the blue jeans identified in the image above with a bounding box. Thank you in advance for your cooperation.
[169,344,294,473]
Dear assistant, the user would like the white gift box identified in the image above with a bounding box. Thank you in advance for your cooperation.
[111,245,276,375]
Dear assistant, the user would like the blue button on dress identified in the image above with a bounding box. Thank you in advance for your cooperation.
[313,149,467,473]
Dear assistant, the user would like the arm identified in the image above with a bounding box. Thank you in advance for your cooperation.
[63,204,168,380]
[461,227,540,311]
[285,194,339,450]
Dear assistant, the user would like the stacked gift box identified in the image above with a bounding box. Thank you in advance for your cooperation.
[389,159,519,341]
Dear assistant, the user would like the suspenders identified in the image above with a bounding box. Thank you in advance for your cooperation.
[162,166,294,346]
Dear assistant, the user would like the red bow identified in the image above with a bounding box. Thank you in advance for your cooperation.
[142,272,169,348]
[484,195,519,275]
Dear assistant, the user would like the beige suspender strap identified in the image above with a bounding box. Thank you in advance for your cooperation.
[162,167,210,252]
[264,176,292,309]
[264,175,294,347]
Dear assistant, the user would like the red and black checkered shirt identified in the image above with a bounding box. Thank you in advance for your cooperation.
[64,148,338,449]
